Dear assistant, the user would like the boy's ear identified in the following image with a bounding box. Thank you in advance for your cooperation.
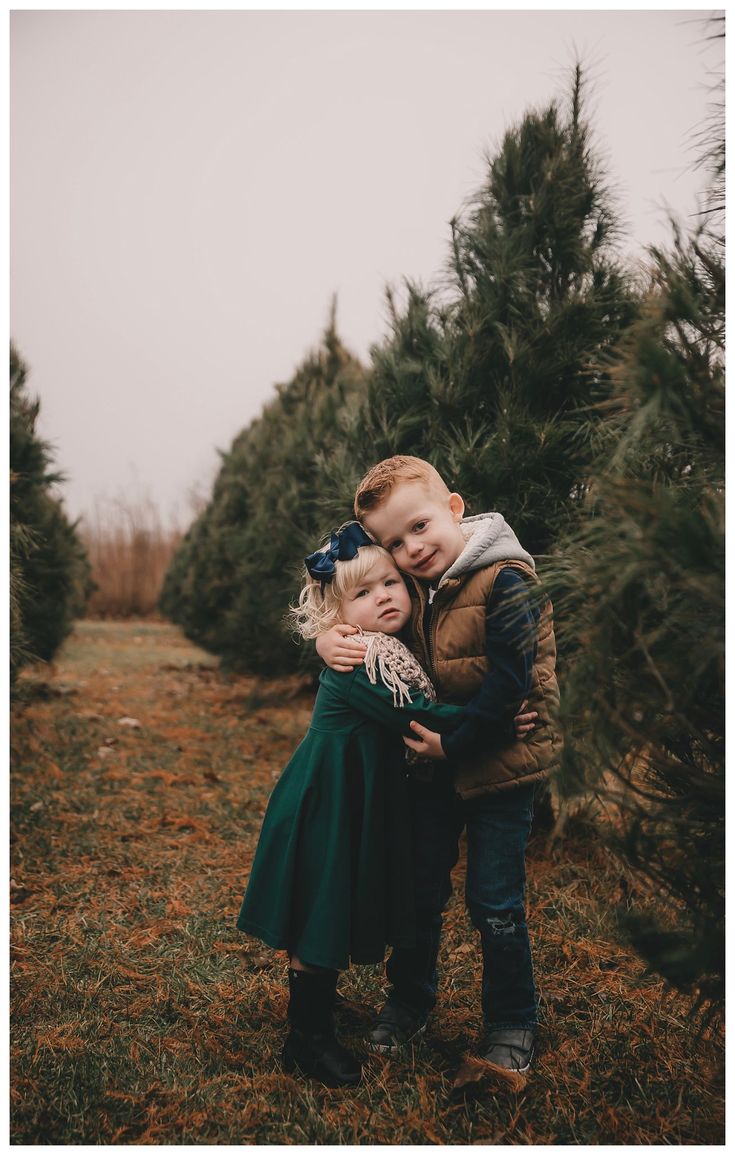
[448,492,465,520]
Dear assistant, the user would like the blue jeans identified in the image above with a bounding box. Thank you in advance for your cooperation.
[386,776,538,1030]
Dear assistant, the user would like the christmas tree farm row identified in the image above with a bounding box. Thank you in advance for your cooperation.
[161,67,724,1008]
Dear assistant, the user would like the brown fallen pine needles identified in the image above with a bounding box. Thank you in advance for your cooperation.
[10,621,724,1145]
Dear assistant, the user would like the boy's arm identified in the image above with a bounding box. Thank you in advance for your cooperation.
[342,666,465,738]
[315,619,537,737]
[316,625,366,673]
[439,568,538,760]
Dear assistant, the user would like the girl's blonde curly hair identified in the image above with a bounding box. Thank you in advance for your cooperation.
[287,542,396,640]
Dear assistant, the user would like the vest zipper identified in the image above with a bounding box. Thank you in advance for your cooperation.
[422,593,438,685]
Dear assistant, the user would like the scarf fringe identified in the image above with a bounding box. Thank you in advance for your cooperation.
[360,631,435,707]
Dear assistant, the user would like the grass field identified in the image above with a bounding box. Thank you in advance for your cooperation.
[10,620,724,1144]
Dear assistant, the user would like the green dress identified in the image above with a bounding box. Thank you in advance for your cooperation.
[237,662,464,971]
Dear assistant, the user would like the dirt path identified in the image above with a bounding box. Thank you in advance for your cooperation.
[10,621,724,1144]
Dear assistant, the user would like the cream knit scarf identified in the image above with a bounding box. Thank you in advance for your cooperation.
[358,630,435,708]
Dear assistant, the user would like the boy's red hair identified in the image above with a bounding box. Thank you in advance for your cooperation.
[354,456,449,518]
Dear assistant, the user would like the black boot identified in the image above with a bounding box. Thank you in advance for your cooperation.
[283,968,361,1088]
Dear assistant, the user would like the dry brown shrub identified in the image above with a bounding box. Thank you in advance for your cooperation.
[80,496,183,618]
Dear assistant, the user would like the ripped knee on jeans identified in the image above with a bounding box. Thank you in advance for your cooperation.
[483,912,517,936]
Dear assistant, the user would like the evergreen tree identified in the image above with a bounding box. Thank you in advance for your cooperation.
[545,85,724,1009]
[322,66,636,556]
[10,344,91,683]
[163,67,638,675]
[160,309,366,674]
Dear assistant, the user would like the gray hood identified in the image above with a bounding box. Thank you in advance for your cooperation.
[438,512,534,587]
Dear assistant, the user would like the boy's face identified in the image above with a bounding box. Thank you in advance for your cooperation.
[363,481,466,584]
[340,555,412,635]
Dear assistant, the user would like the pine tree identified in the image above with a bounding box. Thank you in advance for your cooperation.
[326,66,637,556]
[10,344,91,683]
[163,67,638,676]
[544,75,724,1009]
[160,309,367,674]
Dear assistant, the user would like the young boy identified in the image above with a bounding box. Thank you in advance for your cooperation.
[317,455,561,1075]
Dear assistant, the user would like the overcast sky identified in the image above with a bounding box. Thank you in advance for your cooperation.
[10,9,724,528]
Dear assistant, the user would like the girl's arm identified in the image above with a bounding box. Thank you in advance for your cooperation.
[405,698,539,759]
[341,665,465,738]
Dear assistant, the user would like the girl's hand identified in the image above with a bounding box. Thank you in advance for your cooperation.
[515,699,538,739]
[403,721,447,760]
[316,624,368,672]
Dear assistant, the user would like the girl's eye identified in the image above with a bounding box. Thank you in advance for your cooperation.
[413,521,427,532]
[354,589,368,598]
[385,579,398,587]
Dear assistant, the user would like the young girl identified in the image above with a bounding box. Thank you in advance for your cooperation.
[236,522,466,1088]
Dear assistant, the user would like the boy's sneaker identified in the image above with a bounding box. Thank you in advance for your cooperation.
[367,1000,428,1054]
[480,1027,535,1073]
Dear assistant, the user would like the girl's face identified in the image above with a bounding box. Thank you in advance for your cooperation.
[340,555,412,635]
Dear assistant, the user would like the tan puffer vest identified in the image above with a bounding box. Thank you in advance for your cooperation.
[407,560,562,798]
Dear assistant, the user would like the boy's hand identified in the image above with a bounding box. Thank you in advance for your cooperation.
[315,624,367,672]
[515,699,538,739]
[404,721,447,760]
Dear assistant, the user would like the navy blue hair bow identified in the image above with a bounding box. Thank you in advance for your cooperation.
[305,522,373,588]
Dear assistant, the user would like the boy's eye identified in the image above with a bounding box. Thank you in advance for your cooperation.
[413,521,427,532]
[387,540,401,552]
